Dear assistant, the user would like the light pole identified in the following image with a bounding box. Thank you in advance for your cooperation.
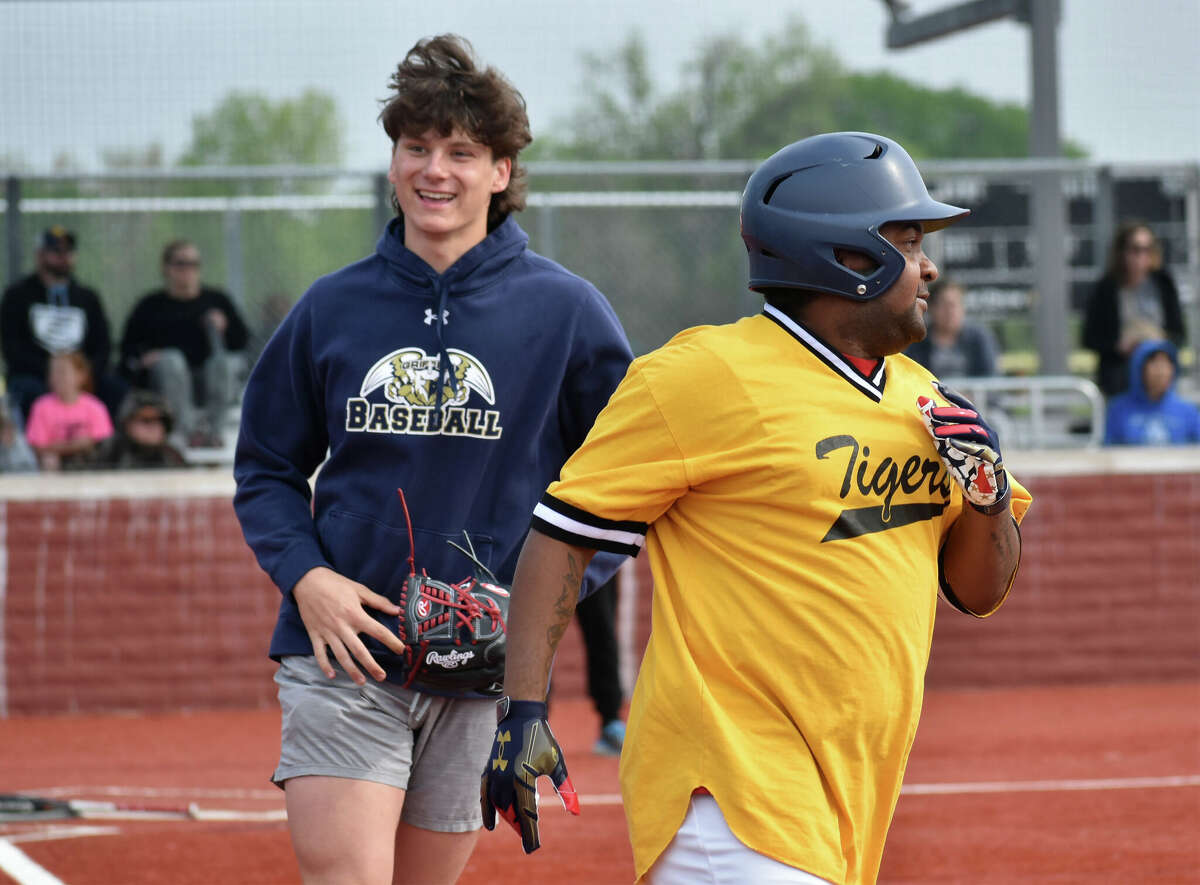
[884,0,1069,375]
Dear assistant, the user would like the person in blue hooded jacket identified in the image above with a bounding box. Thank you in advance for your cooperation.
[233,35,632,885]
[1104,339,1200,445]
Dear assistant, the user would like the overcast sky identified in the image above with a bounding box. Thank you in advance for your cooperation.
[2,0,1198,172]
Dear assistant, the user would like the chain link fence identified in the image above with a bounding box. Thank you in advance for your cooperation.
[4,159,1198,370]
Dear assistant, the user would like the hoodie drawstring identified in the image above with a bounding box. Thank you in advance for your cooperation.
[430,277,459,423]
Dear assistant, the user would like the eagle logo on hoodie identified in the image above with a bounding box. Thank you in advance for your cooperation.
[345,347,503,439]
[361,347,494,408]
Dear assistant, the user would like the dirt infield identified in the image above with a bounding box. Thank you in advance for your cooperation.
[1,681,1196,884]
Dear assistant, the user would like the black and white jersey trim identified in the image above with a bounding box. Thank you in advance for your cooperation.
[531,492,647,557]
[763,304,886,402]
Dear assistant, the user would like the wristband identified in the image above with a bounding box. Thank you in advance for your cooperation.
[969,472,1011,516]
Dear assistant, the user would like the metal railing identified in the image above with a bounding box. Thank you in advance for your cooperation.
[943,374,1106,449]
[170,373,1107,469]
[2,158,1197,381]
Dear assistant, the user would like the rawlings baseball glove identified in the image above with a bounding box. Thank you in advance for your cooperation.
[918,380,1011,516]
[394,532,510,696]
[391,489,510,696]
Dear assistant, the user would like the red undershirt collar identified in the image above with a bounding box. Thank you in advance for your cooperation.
[841,352,882,376]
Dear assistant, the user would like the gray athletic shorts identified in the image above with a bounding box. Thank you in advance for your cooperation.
[273,654,496,833]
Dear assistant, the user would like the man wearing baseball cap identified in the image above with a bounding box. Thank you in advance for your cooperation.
[1,225,125,421]
[40,226,75,250]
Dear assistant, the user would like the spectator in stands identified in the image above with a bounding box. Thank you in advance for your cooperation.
[1083,222,1186,398]
[94,389,187,469]
[1103,339,1200,446]
[904,278,999,378]
[0,394,38,472]
[25,351,113,471]
[119,239,249,449]
[1,225,126,421]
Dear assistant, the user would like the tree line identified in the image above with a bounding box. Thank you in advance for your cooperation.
[6,19,1078,354]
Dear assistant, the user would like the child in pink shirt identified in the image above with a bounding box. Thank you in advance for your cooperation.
[25,351,113,470]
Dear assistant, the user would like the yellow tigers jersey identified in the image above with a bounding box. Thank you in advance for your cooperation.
[532,306,1032,884]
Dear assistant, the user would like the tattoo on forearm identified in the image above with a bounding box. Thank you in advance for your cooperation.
[992,517,1017,565]
[545,552,582,650]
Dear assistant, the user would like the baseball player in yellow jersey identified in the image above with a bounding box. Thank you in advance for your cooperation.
[481,132,1032,884]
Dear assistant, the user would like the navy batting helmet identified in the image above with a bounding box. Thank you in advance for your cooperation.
[740,132,969,301]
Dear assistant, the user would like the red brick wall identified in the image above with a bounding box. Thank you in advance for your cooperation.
[2,462,1198,717]
[621,468,1200,695]
[924,471,1200,688]
[1,496,279,716]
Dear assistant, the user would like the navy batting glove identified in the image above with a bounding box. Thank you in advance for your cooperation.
[918,381,1010,515]
[480,698,580,853]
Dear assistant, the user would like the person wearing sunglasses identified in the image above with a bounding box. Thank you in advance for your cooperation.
[1083,221,1186,398]
[119,240,249,448]
[94,388,186,469]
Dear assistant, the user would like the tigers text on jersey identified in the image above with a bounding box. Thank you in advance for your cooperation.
[533,307,1031,884]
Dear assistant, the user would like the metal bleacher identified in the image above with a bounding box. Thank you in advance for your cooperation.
[942,374,1107,450]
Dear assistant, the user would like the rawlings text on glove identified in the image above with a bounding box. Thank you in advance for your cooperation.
[918,380,1011,516]
[480,698,580,853]
[396,567,509,696]
[392,490,511,697]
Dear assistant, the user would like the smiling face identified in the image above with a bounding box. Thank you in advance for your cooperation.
[387,129,512,272]
[836,221,939,357]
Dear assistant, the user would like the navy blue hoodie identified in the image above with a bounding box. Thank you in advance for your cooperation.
[233,216,633,674]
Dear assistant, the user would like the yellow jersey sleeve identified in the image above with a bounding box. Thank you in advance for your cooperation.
[1009,474,1033,523]
[532,360,689,556]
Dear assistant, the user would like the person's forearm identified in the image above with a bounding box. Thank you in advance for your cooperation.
[941,502,1021,616]
[503,530,595,700]
[36,439,94,456]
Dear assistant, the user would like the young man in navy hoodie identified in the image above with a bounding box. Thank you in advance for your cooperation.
[233,35,632,885]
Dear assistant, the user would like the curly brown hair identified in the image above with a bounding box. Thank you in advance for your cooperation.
[379,35,532,229]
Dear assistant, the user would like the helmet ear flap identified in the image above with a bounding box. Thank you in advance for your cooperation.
[825,234,905,301]
[832,244,881,276]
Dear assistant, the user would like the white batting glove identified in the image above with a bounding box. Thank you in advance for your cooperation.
[918,381,1010,515]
